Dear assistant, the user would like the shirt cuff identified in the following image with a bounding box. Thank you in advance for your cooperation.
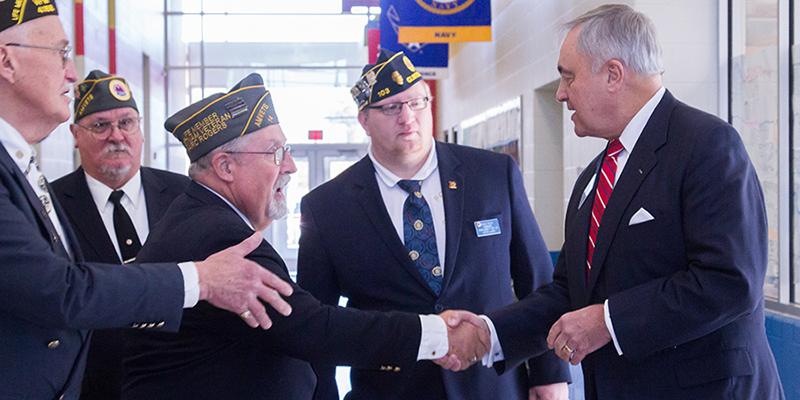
[479,315,504,368]
[179,261,199,308]
[417,314,449,360]
[604,299,623,355]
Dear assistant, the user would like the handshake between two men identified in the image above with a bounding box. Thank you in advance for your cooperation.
[435,304,613,370]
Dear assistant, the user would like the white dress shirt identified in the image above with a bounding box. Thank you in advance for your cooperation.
[369,140,446,273]
[85,170,149,262]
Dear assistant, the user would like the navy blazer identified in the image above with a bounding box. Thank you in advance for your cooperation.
[298,142,569,400]
[0,144,184,400]
[489,91,785,399]
[122,182,423,400]
[51,166,189,400]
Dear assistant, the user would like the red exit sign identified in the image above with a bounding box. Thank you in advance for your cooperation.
[309,130,323,140]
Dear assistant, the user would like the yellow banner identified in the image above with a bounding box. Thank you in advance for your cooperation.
[398,26,491,43]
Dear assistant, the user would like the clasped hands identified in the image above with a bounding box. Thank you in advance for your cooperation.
[433,310,491,371]
[434,304,612,370]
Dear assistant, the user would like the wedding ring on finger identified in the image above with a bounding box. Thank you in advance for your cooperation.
[239,310,252,320]
[562,344,574,354]
[468,356,478,364]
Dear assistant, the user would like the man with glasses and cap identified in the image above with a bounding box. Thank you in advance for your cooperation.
[121,72,487,399]
[51,70,190,400]
[0,3,295,399]
[296,49,570,399]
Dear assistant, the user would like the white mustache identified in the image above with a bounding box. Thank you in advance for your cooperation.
[102,143,131,156]
[273,174,291,193]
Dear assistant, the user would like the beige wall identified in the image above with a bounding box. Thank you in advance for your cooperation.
[436,0,720,250]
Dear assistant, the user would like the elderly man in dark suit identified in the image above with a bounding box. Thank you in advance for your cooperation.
[52,70,190,400]
[122,73,487,400]
[297,49,569,400]
[445,4,785,400]
[0,4,295,399]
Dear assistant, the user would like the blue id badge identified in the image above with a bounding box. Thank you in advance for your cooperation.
[474,218,501,237]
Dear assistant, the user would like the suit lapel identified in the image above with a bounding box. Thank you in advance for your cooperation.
[48,179,85,262]
[435,143,463,291]
[352,157,436,293]
[0,144,72,260]
[566,153,602,306]
[58,168,119,263]
[141,168,171,227]
[586,91,676,292]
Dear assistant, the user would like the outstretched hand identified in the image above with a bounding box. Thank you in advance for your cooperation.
[433,310,490,371]
[195,232,294,329]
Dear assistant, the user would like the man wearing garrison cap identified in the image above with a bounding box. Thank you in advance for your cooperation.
[51,70,190,400]
[121,72,486,399]
[0,4,295,399]
[297,49,571,399]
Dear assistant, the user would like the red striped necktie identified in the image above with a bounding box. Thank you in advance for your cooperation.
[587,139,624,279]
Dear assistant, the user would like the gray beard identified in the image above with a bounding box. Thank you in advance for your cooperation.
[268,174,291,220]
[268,196,287,220]
[99,164,132,181]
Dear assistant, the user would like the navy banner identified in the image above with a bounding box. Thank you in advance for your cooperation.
[389,0,491,43]
[380,0,449,79]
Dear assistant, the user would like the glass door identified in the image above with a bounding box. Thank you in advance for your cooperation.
[265,143,368,278]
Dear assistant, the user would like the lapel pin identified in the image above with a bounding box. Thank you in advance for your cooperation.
[449,181,457,189]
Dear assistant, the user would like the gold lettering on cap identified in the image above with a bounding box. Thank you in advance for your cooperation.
[406,71,421,83]
[12,0,23,22]
[76,94,94,117]
[181,112,228,152]
[254,103,269,128]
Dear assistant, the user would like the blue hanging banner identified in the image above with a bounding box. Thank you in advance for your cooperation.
[380,0,449,79]
[390,0,492,43]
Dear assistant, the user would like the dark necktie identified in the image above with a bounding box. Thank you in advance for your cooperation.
[587,139,624,279]
[397,179,442,295]
[109,190,141,263]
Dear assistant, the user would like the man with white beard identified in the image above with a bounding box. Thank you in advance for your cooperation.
[51,70,190,400]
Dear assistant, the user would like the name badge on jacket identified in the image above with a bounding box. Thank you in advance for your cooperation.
[474,218,501,237]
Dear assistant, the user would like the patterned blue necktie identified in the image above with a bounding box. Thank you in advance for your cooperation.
[397,179,442,294]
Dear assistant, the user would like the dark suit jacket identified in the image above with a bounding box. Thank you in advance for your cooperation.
[51,166,189,400]
[0,144,184,400]
[122,181,423,400]
[489,90,785,400]
[297,142,570,400]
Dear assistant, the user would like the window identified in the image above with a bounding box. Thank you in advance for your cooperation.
[162,0,377,173]
[729,0,798,309]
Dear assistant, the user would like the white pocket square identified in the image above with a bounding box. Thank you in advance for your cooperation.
[629,208,654,225]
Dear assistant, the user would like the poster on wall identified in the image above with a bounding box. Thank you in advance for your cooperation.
[389,0,492,43]
[380,0,449,79]
[459,97,522,166]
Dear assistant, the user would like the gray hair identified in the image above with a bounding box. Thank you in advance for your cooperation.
[563,4,663,76]
[187,133,256,179]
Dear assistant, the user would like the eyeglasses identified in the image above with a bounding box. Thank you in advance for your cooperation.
[76,117,142,139]
[5,42,72,68]
[227,146,292,166]
[366,97,431,116]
